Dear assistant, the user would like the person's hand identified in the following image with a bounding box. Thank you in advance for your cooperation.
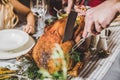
[82,0,120,38]
[23,23,35,34]
[64,6,71,14]
[63,0,73,14]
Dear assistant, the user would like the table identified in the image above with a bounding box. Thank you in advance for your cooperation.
[103,53,120,80]
[0,18,120,80]
[102,27,120,80]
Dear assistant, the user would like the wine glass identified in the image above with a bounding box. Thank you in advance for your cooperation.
[30,0,48,37]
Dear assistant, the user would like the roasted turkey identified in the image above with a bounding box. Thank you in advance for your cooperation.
[32,15,89,78]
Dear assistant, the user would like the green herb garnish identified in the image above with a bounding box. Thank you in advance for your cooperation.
[71,51,81,63]
[22,58,41,79]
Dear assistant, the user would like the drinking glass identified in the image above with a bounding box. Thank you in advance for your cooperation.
[30,0,48,37]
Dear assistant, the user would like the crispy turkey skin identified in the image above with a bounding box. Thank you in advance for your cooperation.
[32,16,85,74]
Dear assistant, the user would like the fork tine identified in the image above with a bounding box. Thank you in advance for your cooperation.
[72,33,92,51]
[72,38,85,51]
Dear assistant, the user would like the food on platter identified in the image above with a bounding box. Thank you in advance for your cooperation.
[32,13,92,79]
[0,67,16,75]
[1,7,108,80]
[2,11,109,80]
[0,67,16,79]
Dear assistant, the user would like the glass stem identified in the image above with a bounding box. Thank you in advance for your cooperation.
[37,16,44,30]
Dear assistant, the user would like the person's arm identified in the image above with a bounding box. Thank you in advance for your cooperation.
[24,12,35,34]
[10,0,35,34]
[64,0,74,14]
[67,0,73,9]
[82,0,120,37]
[114,0,120,13]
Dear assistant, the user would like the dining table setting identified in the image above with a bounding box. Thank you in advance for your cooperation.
[1,0,120,80]
[1,19,120,80]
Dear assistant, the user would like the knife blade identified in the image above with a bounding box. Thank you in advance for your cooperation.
[62,11,77,43]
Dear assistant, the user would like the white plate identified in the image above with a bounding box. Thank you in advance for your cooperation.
[0,36,35,59]
[0,29,29,51]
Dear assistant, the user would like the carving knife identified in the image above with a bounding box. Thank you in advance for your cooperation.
[62,11,77,43]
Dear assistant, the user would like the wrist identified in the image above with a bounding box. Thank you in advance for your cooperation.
[27,23,35,28]
[114,2,120,13]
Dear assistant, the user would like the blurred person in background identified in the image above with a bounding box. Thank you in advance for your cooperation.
[62,0,74,14]
[0,0,35,34]
[48,0,105,16]
[48,0,74,16]
[48,0,62,16]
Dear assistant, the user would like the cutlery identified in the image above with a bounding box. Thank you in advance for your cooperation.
[72,33,92,51]
[62,11,77,43]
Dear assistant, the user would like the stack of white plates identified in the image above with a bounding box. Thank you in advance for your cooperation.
[0,29,35,59]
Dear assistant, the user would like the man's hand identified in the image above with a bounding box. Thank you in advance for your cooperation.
[82,0,120,38]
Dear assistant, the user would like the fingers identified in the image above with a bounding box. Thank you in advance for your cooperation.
[82,10,104,37]
[64,7,71,14]
[83,18,103,38]
[83,14,95,38]
[23,25,35,34]
[82,0,117,37]
[94,21,103,33]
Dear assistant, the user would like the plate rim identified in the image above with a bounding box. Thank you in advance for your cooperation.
[0,36,35,59]
[0,29,29,51]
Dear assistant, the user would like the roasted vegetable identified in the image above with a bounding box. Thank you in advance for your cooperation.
[0,67,16,79]
[0,67,16,75]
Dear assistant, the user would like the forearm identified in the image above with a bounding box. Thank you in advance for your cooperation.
[67,0,73,8]
[26,12,35,27]
[11,0,30,15]
[114,1,120,13]
[108,0,120,14]
[100,0,120,14]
